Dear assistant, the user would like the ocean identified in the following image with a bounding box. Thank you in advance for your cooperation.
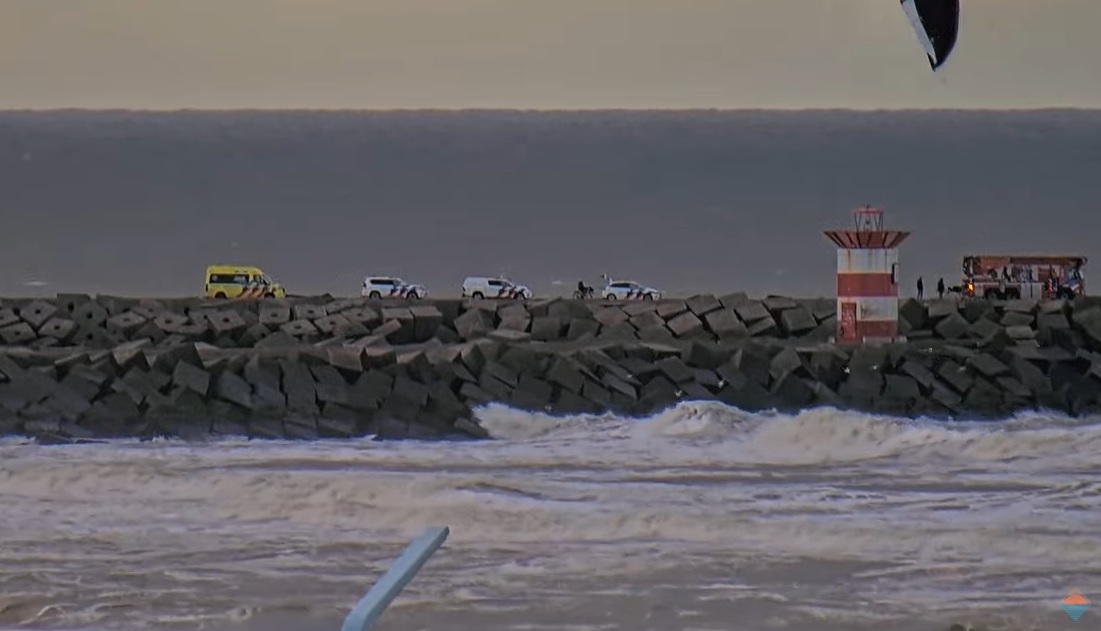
[1,403,1099,631]
[2,109,1101,630]
[1,109,1099,298]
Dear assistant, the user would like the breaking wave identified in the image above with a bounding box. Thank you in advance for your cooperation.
[1,401,1099,631]
[476,400,1101,467]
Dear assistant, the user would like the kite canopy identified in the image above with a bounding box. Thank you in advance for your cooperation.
[900,0,960,71]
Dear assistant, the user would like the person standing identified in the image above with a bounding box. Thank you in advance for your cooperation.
[917,276,924,300]
[937,277,945,299]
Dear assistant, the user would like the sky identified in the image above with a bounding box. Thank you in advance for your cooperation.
[1,0,1100,110]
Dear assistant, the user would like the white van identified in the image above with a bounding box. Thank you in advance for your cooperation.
[461,276,533,300]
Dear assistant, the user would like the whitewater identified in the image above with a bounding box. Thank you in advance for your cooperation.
[1,402,1099,631]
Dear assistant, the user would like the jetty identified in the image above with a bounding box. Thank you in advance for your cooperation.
[1,293,1100,442]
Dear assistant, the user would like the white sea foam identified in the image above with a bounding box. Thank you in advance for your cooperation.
[1,402,1098,630]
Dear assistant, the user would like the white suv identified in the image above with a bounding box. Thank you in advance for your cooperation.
[603,280,661,301]
[461,276,533,300]
[361,276,428,299]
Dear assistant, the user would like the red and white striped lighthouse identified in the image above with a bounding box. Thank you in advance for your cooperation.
[823,206,911,343]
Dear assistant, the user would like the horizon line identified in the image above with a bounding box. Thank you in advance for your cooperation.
[2,106,1100,114]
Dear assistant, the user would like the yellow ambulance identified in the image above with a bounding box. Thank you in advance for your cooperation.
[204,265,287,299]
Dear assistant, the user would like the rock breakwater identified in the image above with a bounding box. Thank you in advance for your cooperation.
[2,293,1101,442]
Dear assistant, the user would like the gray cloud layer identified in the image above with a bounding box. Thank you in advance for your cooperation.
[2,0,1099,109]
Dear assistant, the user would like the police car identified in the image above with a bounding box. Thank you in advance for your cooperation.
[461,276,533,299]
[361,276,428,299]
[602,279,662,301]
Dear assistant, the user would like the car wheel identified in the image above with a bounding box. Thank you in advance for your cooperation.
[643,293,654,300]
[473,292,485,299]
[214,292,227,299]
[406,291,419,299]
[606,293,616,301]
[263,292,274,298]
[368,291,381,299]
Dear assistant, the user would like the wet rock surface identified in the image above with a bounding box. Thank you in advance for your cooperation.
[1,293,1100,442]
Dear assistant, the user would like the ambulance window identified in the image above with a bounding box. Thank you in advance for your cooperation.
[209,273,249,284]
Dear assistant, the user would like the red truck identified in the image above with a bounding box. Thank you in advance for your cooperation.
[958,255,1086,300]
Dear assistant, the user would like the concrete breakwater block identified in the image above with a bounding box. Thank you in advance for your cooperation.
[3,314,1101,443]
[0,294,1090,352]
[1,293,1100,442]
